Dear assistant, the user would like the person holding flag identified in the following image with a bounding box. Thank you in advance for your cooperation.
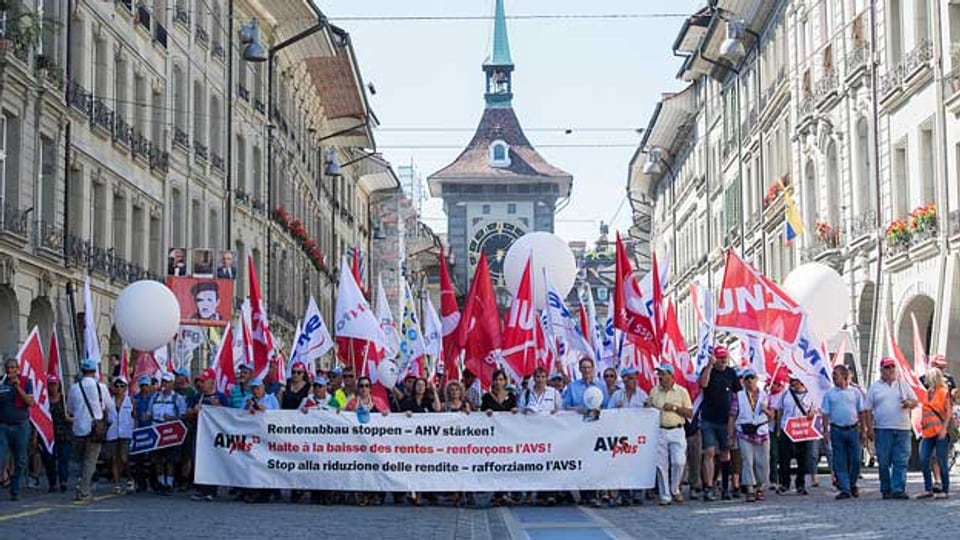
[187,369,228,502]
[40,373,72,493]
[0,357,35,501]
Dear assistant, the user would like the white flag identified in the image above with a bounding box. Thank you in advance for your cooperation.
[83,275,101,372]
[334,256,385,344]
[290,296,334,378]
[423,294,443,359]
[398,280,426,376]
[376,275,401,359]
[544,272,593,368]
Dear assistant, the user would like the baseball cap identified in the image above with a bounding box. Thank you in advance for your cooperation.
[160,372,175,382]
[197,368,216,382]
[137,375,152,386]
[313,375,329,386]
[237,363,252,372]
[46,374,61,384]
[656,363,675,375]
[249,378,264,387]
[81,358,98,372]
[740,367,757,379]
[620,366,639,377]
[931,354,947,368]
[712,345,729,359]
[291,361,307,372]
[880,357,896,368]
[174,368,189,377]
[549,373,564,381]
[112,376,127,386]
[329,367,343,376]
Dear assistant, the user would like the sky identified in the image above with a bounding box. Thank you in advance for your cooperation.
[319,0,704,244]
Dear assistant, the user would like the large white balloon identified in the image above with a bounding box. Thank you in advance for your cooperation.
[583,386,604,410]
[113,280,180,351]
[377,360,399,389]
[503,232,577,309]
[782,263,849,342]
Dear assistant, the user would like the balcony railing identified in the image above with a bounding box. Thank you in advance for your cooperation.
[136,5,151,31]
[212,42,224,60]
[849,209,878,240]
[251,197,265,212]
[234,189,251,206]
[65,235,159,284]
[113,113,133,148]
[36,220,63,251]
[91,98,114,132]
[814,71,838,102]
[0,200,29,237]
[174,6,190,27]
[904,40,933,76]
[154,23,168,49]
[798,95,815,118]
[194,140,208,161]
[66,81,92,116]
[131,132,150,159]
[879,65,904,97]
[173,127,189,150]
[254,98,265,114]
[238,85,250,101]
[149,145,170,173]
[845,47,867,76]
[211,153,224,172]
[195,26,209,46]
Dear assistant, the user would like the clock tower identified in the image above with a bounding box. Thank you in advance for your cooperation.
[427,0,573,304]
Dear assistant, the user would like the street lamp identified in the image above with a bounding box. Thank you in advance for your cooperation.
[719,20,746,61]
[642,148,663,175]
[240,18,268,62]
[324,148,343,177]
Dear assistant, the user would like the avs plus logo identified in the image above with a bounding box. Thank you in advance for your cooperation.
[213,432,261,454]
[593,434,647,460]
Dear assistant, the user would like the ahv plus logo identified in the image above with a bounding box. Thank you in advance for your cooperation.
[213,432,261,454]
[593,434,647,459]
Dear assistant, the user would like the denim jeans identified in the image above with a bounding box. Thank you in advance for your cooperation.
[0,421,30,496]
[41,439,73,488]
[920,436,950,494]
[874,429,911,495]
[830,427,861,494]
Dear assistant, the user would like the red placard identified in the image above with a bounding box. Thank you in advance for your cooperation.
[785,416,823,442]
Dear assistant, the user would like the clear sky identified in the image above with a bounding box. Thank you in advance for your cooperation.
[320,0,704,244]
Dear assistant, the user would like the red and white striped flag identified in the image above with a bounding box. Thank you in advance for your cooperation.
[910,313,928,376]
[213,322,237,394]
[19,327,54,453]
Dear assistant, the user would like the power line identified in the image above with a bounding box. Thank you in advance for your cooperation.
[378,144,636,149]
[329,13,690,22]
[377,127,641,133]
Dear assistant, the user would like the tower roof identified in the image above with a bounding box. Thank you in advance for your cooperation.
[484,0,513,67]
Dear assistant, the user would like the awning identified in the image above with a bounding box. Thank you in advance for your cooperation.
[355,154,400,194]
[259,1,335,60]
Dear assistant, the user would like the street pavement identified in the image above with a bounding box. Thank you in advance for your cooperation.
[1,469,959,539]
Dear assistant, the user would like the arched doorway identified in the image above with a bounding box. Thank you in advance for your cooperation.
[0,285,20,357]
[857,281,876,377]
[897,294,935,369]
[26,297,55,356]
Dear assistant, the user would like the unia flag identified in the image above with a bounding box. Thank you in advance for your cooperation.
[886,317,926,435]
[439,247,462,381]
[213,322,237,394]
[19,327,54,453]
[247,254,275,380]
[501,255,537,383]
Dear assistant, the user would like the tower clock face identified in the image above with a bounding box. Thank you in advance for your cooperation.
[468,221,524,286]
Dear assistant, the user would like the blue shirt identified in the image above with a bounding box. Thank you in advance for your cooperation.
[562,378,607,409]
[229,383,253,409]
[132,392,154,427]
[821,386,864,427]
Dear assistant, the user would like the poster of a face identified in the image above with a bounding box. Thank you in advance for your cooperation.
[216,250,237,280]
[193,248,214,276]
[167,247,187,276]
[165,277,234,327]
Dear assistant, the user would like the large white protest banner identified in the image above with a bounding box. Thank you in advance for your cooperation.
[196,408,658,492]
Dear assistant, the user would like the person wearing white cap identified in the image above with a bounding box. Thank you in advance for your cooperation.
[66,358,110,501]
[648,363,693,506]
[150,371,186,494]
[299,376,338,413]
[106,376,134,494]
[729,368,774,502]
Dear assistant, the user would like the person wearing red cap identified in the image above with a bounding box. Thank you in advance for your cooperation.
[187,369,228,501]
[864,357,918,500]
[697,344,741,501]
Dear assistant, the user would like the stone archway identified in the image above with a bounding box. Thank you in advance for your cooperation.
[26,297,55,355]
[0,285,20,357]
[857,281,876,375]
[897,294,935,369]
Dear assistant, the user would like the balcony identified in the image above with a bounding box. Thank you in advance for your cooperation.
[194,140,208,161]
[173,127,189,151]
[212,42,224,61]
[254,98,265,114]
[814,71,839,108]
[211,153,224,173]
[154,23,168,50]
[801,225,842,267]
[113,113,133,148]
[91,98,114,134]
[798,94,815,121]
[35,220,63,252]
[234,189,251,207]
[848,209,878,246]
[903,39,933,82]
[65,235,158,284]
[136,5,151,32]
[0,200,29,238]
[174,6,190,28]
[195,26,209,47]
[66,81,92,116]
[845,46,868,86]
[238,85,250,101]
[251,197,265,213]
[149,145,170,174]
[131,132,150,160]
[879,64,904,99]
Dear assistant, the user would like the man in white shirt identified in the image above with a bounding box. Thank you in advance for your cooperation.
[864,357,918,500]
[519,367,562,415]
[67,359,111,501]
[772,376,815,495]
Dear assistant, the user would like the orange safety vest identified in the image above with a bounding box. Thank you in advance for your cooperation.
[921,387,949,439]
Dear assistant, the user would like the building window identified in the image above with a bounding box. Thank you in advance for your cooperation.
[93,181,106,246]
[893,143,909,217]
[1,113,21,207]
[39,136,56,227]
[208,208,219,248]
[93,34,107,98]
[236,135,246,192]
[149,213,161,274]
[193,81,205,146]
[507,203,516,215]
[132,205,144,264]
[489,140,510,167]
[115,54,128,121]
[171,187,183,247]
[191,199,202,247]
[209,94,222,158]
[134,74,147,135]
[803,160,818,230]
[152,90,164,146]
[855,117,875,217]
[482,204,491,215]
[252,145,262,200]
[825,141,840,227]
[113,193,126,257]
[888,0,903,66]
[172,64,186,134]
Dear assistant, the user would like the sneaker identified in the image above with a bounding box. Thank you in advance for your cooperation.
[851,486,859,498]
[890,492,910,500]
[775,486,787,495]
[204,494,214,502]
[881,492,891,500]
[672,493,684,503]
[934,492,949,500]
[658,499,671,506]
[721,491,732,501]
[933,484,942,494]
[835,492,852,500]
[113,484,123,495]
[731,490,741,499]
[702,489,716,502]
[797,488,809,496]
[190,494,204,501]
[915,492,935,500]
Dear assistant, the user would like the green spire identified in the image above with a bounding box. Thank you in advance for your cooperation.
[485,0,513,67]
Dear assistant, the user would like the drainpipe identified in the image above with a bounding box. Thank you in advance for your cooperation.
[865,0,883,378]
[931,0,950,355]
[225,0,234,248]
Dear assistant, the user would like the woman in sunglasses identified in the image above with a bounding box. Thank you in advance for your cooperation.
[280,362,311,411]
[346,377,390,415]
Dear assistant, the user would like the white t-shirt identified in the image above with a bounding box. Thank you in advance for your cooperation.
[774,389,813,430]
[519,386,562,415]
[107,394,135,440]
[606,388,649,409]
[865,379,917,431]
[67,377,111,437]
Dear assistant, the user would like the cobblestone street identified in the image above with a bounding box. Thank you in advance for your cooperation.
[2,470,958,539]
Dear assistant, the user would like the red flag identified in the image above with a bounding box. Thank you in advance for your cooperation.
[662,300,700,404]
[132,351,161,384]
[19,327,54,453]
[213,323,237,394]
[715,250,805,346]
[651,250,664,354]
[613,234,658,353]
[351,246,365,296]
[247,254,275,380]
[578,301,590,343]
[501,256,537,382]
[886,318,925,435]
[439,247,462,382]
[910,313,928,375]
[458,253,502,389]
[47,328,62,383]
[534,311,556,374]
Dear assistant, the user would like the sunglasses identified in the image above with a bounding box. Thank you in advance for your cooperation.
[603,374,616,378]
[292,370,304,375]
[882,365,896,369]
[358,383,371,388]
[343,374,355,379]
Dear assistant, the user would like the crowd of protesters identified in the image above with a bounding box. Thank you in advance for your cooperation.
[0,346,958,507]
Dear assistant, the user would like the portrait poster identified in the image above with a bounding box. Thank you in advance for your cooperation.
[166,277,234,327]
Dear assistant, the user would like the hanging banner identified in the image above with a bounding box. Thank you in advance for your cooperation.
[196,408,658,492]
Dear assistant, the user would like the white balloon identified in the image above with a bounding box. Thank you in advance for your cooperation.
[503,232,577,309]
[782,263,849,342]
[377,360,399,389]
[583,386,604,410]
[113,280,180,351]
